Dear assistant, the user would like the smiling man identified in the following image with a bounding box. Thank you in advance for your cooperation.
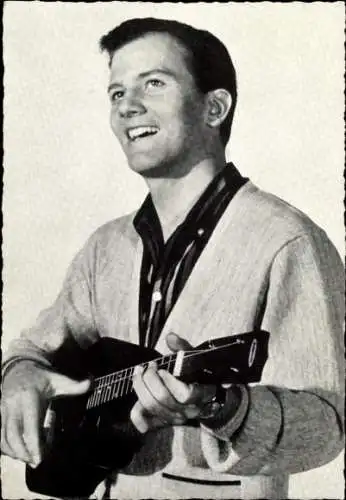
[1,18,344,500]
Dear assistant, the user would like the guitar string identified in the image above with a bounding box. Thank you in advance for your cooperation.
[89,339,246,405]
[86,339,246,408]
[87,357,176,408]
[93,339,244,387]
[94,339,245,387]
[87,341,246,408]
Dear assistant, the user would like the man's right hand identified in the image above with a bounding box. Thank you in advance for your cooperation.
[1,361,90,468]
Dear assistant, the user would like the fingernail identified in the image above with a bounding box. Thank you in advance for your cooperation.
[133,365,143,376]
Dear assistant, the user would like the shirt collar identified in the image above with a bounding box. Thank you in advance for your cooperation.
[133,162,244,236]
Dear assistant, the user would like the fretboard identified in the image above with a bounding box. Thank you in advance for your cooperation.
[86,352,177,410]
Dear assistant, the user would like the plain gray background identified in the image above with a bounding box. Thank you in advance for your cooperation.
[2,2,344,498]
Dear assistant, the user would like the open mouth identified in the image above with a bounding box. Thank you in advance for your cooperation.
[127,126,159,142]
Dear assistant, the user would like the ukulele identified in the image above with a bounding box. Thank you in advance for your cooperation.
[26,330,269,497]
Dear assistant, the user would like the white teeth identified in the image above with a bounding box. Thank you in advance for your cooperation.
[127,126,159,141]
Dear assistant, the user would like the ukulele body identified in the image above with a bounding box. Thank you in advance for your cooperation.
[26,339,159,498]
[25,331,269,498]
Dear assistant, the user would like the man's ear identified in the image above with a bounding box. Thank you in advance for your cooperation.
[205,89,232,128]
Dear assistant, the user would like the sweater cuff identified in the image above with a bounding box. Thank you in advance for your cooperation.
[200,385,249,441]
[1,356,53,382]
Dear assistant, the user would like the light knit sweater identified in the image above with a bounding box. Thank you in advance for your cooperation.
[3,181,344,499]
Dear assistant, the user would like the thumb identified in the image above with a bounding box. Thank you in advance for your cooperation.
[166,332,192,352]
[48,372,91,398]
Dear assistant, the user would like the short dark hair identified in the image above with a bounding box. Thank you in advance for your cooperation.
[99,18,237,146]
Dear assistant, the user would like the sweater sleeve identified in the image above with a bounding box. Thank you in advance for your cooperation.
[200,229,344,475]
[2,235,100,377]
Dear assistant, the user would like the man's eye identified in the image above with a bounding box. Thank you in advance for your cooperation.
[110,90,124,102]
[146,79,165,89]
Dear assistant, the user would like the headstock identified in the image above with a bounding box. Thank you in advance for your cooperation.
[179,330,269,385]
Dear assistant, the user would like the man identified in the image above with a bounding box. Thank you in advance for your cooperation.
[1,17,344,500]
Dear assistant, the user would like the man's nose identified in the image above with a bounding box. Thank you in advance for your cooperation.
[118,90,146,118]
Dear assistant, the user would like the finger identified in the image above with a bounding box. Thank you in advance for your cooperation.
[157,374,216,419]
[130,400,148,433]
[144,365,187,413]
[158,370,196,404]
[22,392,46,466]
[133,366,183,422]
[2,409,32,464]
[166,332,192,352]
[143,365,181,409]
[130,400,169,434]
[49,372,91,398]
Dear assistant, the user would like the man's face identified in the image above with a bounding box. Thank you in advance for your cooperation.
[108,32,209,176]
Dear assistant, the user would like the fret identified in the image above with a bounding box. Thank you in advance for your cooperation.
[100,380,107,404]
[100,375,107,404]
[98,383,104,405]
[119,369,126,398]
[127,367,134,395]
[111,373,119,401]
[90,388,97,408]
[94,384,103,407]
[160,356,167,369]
[103,374,110,404]
[93,383,101,405]
[123,368,129,396]
[97,378,105,404]
[109,373,116,403]
[119,368,126,398]
[101,383,107,404]
[124,369,130,396]
[89,382,100,408]
[156,354,175,373]
[103,373,112,404]
[111,374,119,401]
[86,388,93,409]
[124,367,132,396]
[105,383,112,404]
[115,372,123,399]
[86,391,93,409]
[101,377,109,403]
[167,354,174,374]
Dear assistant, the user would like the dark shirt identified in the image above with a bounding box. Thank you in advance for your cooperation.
[134,163,248,348]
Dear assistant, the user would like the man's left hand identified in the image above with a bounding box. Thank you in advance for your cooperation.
[131,333,217,433]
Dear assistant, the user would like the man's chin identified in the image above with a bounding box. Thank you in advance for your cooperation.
[127,157,167,177]
[128,161,157,175]
[127,156,195,180]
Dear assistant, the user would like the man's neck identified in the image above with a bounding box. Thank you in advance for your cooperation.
[144,156,226,241]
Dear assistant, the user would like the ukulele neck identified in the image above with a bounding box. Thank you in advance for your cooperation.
[86,351,182,409]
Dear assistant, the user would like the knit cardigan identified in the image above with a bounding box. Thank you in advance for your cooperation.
[3,181,344,499]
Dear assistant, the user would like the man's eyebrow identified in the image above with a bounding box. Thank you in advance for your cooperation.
[138,68,177,79]
[107,68,177,93]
